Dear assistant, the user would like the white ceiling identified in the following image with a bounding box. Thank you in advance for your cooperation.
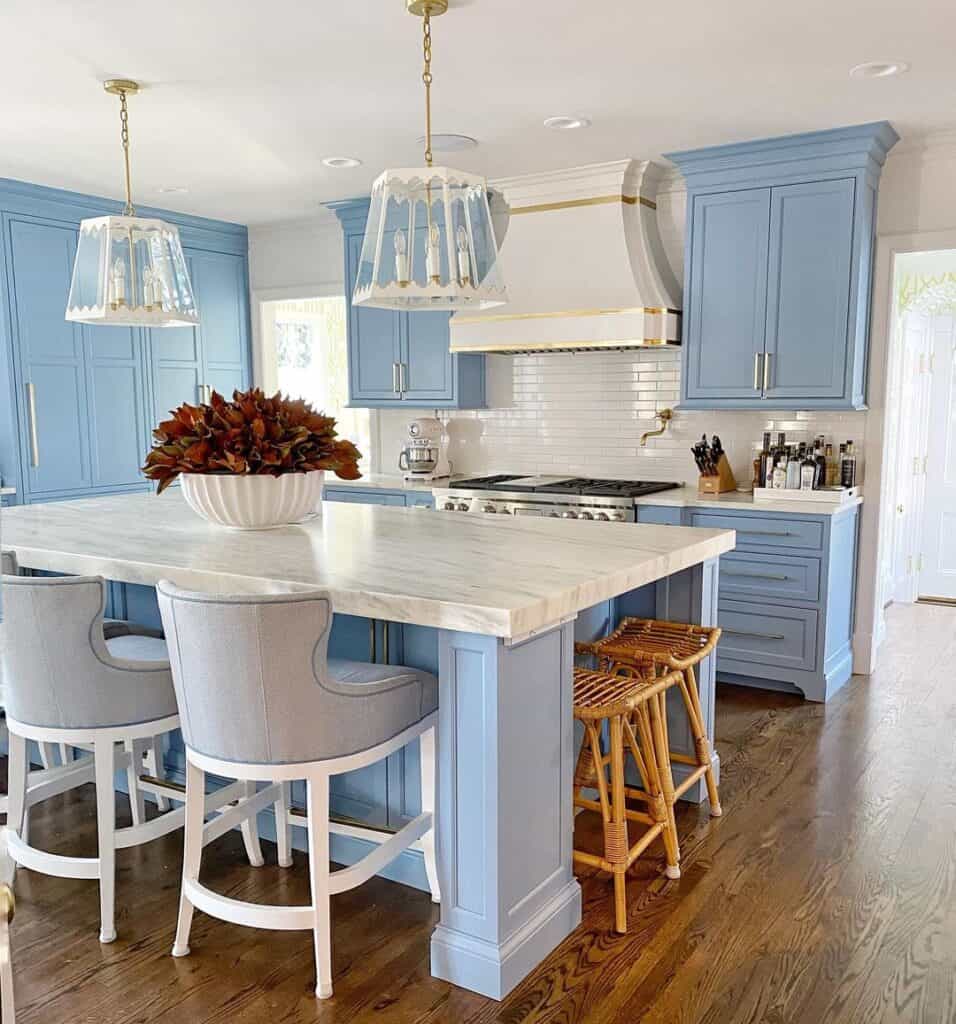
[1,0,953,226]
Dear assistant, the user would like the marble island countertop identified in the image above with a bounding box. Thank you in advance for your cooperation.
[632,485,862,516]
[2,491,735,639]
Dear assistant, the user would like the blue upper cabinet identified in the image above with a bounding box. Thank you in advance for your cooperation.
[0,177,250,503]
[330,199,485,409]
[668,122,899,411]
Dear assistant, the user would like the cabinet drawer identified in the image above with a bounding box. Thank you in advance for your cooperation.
[691,512,824,552]
[717,599,818,672]
[720,551,821,603]
[324,488,405,506]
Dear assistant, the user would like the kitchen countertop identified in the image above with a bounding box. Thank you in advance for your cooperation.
[632,485,862,516]
[2,490,735,639]
[323,473,441,493]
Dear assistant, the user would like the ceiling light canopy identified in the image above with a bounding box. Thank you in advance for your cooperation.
[65,80,198,328]
[352,0,507,311]
[849,60,910,79]
[543,115,592,131]
[415,132,478,152]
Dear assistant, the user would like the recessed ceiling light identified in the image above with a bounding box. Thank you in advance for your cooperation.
[416,132,478,152]
[849,60,910,79]
[156,185,188,194]
[322,156,363,169]
[543,115,592,131]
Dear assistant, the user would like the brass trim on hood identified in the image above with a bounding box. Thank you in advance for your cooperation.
[453,305,680,325]
[509,193,657,215]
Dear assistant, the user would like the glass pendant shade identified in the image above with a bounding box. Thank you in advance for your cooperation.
[353,166,507,310]
[65,215,198,327]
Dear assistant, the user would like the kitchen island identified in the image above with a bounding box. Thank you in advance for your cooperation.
[1,490,735,999]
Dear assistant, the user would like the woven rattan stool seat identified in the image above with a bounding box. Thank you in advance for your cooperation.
[572,668,671,720]
[579,617,721,670]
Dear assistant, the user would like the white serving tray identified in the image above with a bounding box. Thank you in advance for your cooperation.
[753,485,861,505]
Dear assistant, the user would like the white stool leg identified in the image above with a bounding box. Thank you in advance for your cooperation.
[239,781,264,868]
[419,727,440,904]
[145,738,170,812]
[306,772,332,1000]
[6,733,28,841]
[172,758,204,958]
[125,740,147,827]
[94,742,117,943]
[38,743,58,770]
[275,782,293,868]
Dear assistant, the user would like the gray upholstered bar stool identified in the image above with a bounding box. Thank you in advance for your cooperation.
[0,570,268,944]
[157,582,440,1001]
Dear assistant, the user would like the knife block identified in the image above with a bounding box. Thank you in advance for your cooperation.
[698,454,737,495]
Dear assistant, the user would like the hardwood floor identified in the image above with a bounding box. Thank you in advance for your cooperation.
[7,602,956,1023]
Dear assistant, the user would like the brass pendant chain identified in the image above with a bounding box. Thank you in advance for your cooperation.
[422,12,433,167]
[118,89,135,216]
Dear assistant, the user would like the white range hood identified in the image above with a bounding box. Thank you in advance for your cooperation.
[450,159,682,355]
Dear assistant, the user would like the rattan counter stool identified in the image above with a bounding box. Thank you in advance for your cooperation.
[572,666,683,934]
[577,617,722,817]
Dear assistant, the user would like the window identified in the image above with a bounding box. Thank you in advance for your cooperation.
[259,296,371,471]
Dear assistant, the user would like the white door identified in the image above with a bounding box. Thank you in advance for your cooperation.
[920,313,956,601]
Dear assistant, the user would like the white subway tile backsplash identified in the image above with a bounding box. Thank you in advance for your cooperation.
[378,348,867,484]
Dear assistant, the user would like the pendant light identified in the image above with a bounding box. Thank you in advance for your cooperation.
[353,1,507,311]
[65,80,199,328]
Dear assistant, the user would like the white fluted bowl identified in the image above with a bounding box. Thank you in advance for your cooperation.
[180,471,324,530]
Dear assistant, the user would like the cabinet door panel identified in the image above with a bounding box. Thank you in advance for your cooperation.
[347,233,402,402]
[764,179,854,400]
[403,310,454,403]
[9,219,91,494]
[148,254,202,421]
[87,356,147,488]
[154,365,203,419]
[684,189,771,402]
[192,250,249,394]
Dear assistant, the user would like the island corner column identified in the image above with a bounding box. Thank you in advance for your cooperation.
[430,618,582,1000]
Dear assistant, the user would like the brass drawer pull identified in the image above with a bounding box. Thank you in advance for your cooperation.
[724,628,786,641]
[724,571,790,581]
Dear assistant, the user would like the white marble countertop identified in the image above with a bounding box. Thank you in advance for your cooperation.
[632,486,862,516]
[2,491,735,639]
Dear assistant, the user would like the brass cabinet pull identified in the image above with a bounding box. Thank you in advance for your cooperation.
[753,352,762,390]
[724,571,790,581]
[763,352,772,391]
[724,628,786,641]
[399,362,407,394]
[26,382,39,467]
[392,362,400,394]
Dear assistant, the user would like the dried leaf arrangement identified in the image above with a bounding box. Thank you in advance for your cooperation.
[143,388,362,494]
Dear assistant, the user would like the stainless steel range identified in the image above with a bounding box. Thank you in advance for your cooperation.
[432,475,680,522]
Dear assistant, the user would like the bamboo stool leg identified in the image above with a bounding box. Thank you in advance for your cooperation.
[649,693,681,872]
[632,706,680,879]
[683,665,721,816]
[608,714,629,934]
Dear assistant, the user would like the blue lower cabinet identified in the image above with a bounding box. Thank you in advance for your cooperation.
[641,502,859,701]
[324,485,434,510]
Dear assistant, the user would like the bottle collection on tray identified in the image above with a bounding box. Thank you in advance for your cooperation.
[753,432,857,492]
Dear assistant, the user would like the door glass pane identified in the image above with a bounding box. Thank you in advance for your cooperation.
[261,296,371,472]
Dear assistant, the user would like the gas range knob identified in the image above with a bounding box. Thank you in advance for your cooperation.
[442,501,456,511]
[548,511,560,517]
[456,502,470,512]
[560,510,579,519]
[609,512,626,522]
[482,504,497,514]
[578,511,594,520]
[594,512,609,521]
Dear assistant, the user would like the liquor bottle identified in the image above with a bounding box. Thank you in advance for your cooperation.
[800,445,817,490]
[786,446,801,489]
[841,441,857,488]
[825,443,838,486]
[759,431,773,488]
[772,455,787,489]
[814,440,827,489]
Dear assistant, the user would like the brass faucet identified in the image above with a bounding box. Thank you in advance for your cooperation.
[639,408,673,447]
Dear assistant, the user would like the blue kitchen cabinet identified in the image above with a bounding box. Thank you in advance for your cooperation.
[330,199,485,409]
[6,216,149,500]
[323,484,434,509]
[637,501,859,701]
[148,248,251,422]
[668,122,898,411]
[0,176,251,505]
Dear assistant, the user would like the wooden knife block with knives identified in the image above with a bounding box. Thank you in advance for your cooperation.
[692,434,737,495]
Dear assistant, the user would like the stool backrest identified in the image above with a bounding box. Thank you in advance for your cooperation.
[0,568,175,729]
[157,582,334,764]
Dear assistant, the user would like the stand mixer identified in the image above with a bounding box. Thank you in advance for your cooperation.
[398,417,450,482]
